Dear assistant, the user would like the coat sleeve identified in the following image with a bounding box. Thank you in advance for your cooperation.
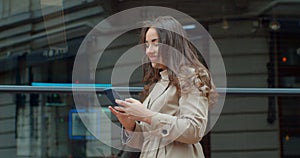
[150,92,209,144]
[121,121,145,149]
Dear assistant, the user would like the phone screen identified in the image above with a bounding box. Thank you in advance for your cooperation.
[104,89,123,106]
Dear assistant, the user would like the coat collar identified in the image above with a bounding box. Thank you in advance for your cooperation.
[160,69,169,81]
[147,70,170,110]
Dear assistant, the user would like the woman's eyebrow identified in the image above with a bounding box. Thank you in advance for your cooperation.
[145,38,158,43]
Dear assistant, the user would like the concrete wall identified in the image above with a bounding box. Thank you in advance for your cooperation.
[0,93,17,158]
[209,20,280,157]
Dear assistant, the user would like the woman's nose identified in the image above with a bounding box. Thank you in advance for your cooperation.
[146,45,155,54]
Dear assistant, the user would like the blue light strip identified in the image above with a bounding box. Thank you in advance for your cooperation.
[32,82,111,88]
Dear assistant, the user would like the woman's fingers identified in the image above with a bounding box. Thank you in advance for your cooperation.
[125,98,140,104]
[109,106,126,114]
[114,106,125,112]
[109,106,128,118]
[115,99,130,107]
[108,106,119,116]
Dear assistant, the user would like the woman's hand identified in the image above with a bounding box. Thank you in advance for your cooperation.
[114,98,154,125]
[108,106,136,131]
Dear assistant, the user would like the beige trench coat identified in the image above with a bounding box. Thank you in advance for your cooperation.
[123,70,209,158]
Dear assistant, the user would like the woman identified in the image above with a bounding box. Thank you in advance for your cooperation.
[109,16,217,158]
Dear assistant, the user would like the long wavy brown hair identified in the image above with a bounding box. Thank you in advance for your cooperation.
[140,16,218,108]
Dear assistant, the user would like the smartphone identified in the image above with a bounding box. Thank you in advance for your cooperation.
[104,88,124,106]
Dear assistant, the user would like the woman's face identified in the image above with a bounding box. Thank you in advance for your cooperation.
[145,27,166,69]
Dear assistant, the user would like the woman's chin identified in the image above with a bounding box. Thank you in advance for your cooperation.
[151,62,166,70]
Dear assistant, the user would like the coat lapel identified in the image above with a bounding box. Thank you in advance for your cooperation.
[148,80,169,109]
[146,70,170,109]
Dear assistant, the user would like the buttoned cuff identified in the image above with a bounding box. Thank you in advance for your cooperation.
[151,113,174,137]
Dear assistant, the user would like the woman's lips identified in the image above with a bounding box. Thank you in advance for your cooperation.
[149,56,157,62]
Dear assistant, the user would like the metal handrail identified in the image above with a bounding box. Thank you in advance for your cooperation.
[0,85,300,96]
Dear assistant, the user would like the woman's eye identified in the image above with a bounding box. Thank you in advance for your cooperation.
[144,43,159,49]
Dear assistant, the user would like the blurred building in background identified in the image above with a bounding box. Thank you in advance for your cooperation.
[0,0,299,157]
